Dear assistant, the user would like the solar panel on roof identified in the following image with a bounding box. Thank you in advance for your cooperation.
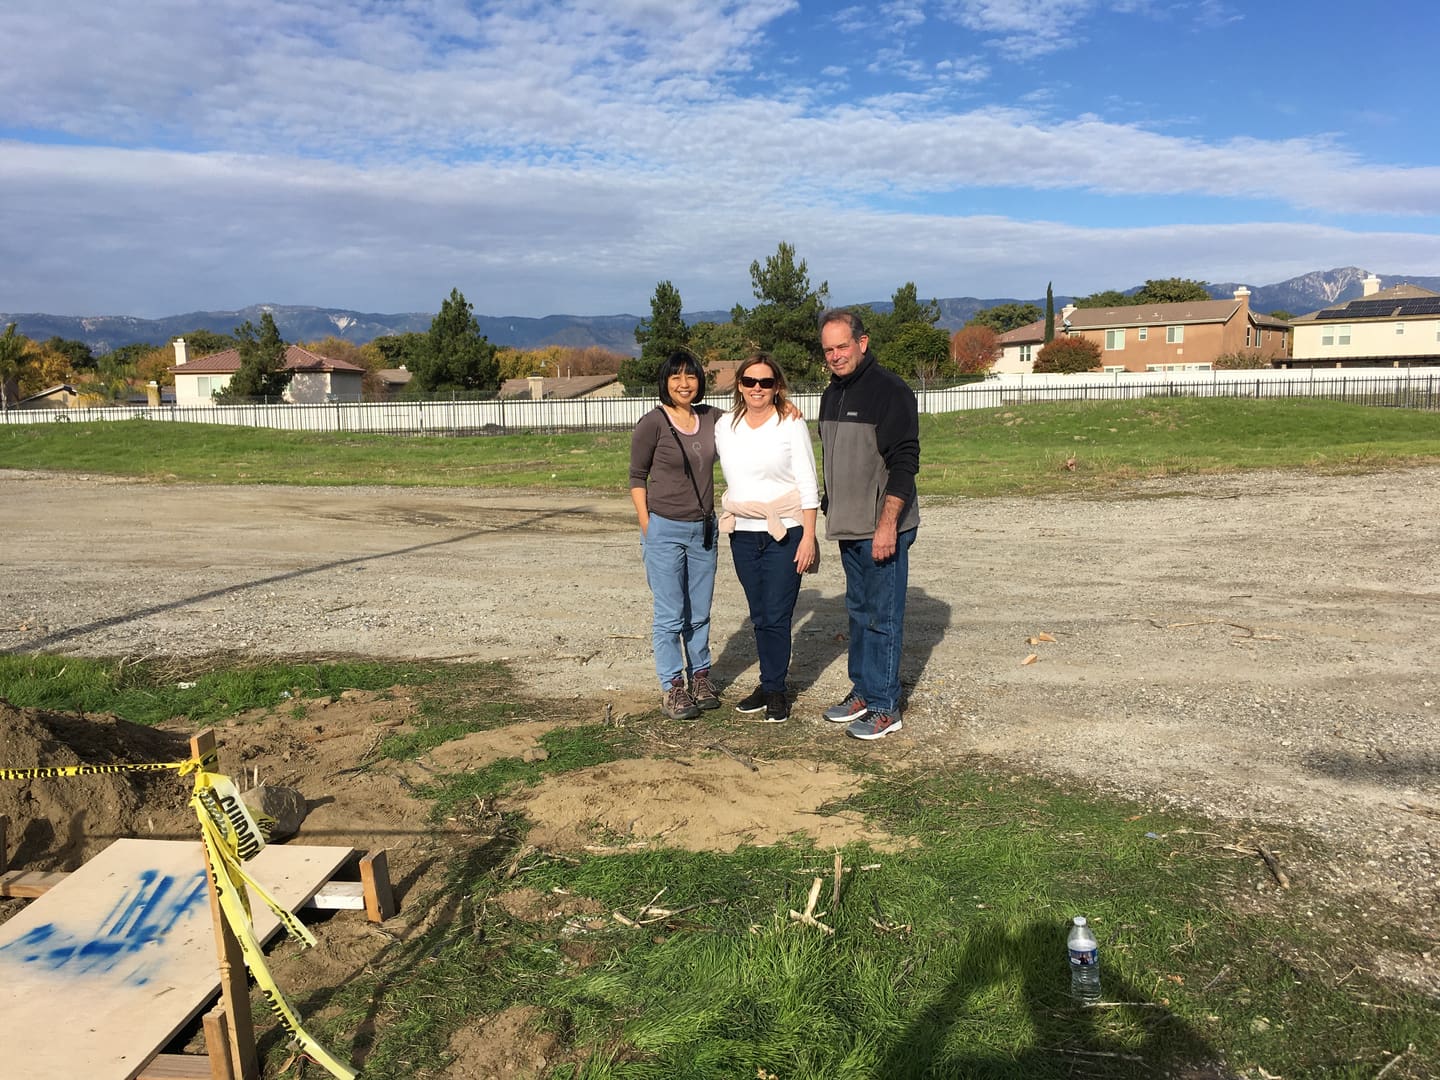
[1396,298,1440,316]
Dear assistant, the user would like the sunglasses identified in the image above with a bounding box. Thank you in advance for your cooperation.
[739,375,776,389]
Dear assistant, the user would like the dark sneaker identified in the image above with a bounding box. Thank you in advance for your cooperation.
[663,679,701,721]
[734,686,767,714]
[823,691,868,724]
[690,670,721,711]
[764,691,789,723]
[847,710,902,741]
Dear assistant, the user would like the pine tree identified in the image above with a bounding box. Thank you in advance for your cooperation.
[623,281,690,392]
[218,312,292,402]
[1044,282,1055,344]
[411,288,499,395]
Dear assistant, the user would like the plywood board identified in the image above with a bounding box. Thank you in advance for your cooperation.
[0,838,352,1080]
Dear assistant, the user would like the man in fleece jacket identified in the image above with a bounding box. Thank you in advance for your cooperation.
[816,308,921,741]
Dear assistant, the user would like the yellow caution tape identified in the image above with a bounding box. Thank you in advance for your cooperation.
[3,752,356,1079]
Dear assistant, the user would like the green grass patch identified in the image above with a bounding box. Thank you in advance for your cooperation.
[0,653,456,726]
[322,754,1437,1079]
[414,724,641,820]
[5,397,1439,497]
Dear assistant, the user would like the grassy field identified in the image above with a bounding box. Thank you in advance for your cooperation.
[2,657,1435,1078]
[3,397,1439,497]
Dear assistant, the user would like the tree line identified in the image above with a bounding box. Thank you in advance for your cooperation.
[3,264,1294,407]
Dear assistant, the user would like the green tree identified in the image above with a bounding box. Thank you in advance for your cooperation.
[1268,310,1295,322]
[1213,350,1271,370]
[0,323,37,409]
[623,280,691,392]
[1044,282,1055,344]
[180,329,238,357]
[1073,289,1129,308]
[217,312,292,402]
[968,302,1042,334]
[1133,278,1211,305]
[410,288,499,395]
[731,242,829,385]
[880,323,951,381]
[867,282,940,354]
[688,320,749,367]
[43,337,96,370]
[1034,335,1102,374]
[364,332,428,370]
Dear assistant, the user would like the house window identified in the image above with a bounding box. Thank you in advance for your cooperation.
[1105,329,1125,351]
[1103,365,1126,374]
[1338,324,1351,345]
[196,375,227,399]
[1396,322,1405,336]
[1166,326,1183,344]
[1321,327,1334,346]
[1019,344,1032,363]
[1246,327,1253,347]
[1137,327,1148,341]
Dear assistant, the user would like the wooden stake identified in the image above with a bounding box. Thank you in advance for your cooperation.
[190,729,260,1080]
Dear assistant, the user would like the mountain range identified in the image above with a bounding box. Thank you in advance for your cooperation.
[4,267,1437,357]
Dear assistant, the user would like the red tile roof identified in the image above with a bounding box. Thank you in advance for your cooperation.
[169,345,365,374]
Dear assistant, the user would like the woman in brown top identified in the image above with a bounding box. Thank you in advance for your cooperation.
[629,352,722,720]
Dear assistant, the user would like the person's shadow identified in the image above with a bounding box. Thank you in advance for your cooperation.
[709,573,950,709]
[874,918,1219,1078]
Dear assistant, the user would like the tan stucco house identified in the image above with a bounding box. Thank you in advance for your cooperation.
[167,338,365,405]
[1286,275,1440,368]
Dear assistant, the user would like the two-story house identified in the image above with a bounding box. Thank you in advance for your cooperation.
[1286,275,1440,368]
[993,288,1290,373]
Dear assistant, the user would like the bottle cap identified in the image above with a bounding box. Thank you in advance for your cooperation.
[1073,916,1087,926]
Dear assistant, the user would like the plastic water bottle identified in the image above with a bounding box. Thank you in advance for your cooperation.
[1067,916,1102,1003]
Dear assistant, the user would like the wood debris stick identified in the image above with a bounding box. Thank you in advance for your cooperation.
[788,876,834,935]
[1255,844,1290,889]
[1044,1048,1145,1062]
[707,743,759,772]
[1202,964,1231,992]
[831,853,843,909]
[638,886,668,920]
[1397,801,1440,820]
[1375,1043,1415,1079]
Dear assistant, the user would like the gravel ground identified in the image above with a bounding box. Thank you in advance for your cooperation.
[2,466,1437,924]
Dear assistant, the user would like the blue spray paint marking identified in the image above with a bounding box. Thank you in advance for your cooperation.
[0,867,209,986]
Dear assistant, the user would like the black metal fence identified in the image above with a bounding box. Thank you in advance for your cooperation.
[3,372,1437,434]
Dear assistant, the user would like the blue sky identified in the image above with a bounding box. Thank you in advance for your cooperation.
[2,0,1437,319]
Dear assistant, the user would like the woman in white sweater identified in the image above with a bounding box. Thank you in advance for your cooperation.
[714,353,820,722]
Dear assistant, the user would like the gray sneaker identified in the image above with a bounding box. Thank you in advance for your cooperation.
[823,691,868,723]
[663,679,701,721]
[690,669,721,711]
[847,710,902,741]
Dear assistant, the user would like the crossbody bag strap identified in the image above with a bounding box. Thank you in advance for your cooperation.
[660,407,707,515]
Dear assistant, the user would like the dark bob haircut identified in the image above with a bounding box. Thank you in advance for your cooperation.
[656,350,707,406]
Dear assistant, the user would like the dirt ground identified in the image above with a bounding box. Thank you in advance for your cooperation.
[2,466,1438,1071]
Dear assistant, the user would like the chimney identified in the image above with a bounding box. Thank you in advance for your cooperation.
[173,337,188,366]
[528,374,545,400]
[1233,286,1251,314]
[1362,273,1382,297]
[1060,303,1076,331]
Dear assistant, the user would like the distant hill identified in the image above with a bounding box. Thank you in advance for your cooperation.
[6,268,1437,356]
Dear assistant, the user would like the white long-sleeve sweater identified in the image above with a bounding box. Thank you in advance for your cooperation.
[713,410,820,532]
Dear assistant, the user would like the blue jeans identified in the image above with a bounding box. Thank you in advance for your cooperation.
[729,526,804,693]
[641,513,717,689]
[838,527,917,715]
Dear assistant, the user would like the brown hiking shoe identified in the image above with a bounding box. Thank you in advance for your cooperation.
[663,678,701,720]
[690,669,721,710]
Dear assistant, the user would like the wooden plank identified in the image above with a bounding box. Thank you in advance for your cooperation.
[0,868,70,898]
[0,838,351,1080]
[360,849,396,923]
[136,1056,213,1079]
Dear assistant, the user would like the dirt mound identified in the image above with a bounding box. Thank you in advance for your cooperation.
[0,700,197,870]
[505,755,909,854]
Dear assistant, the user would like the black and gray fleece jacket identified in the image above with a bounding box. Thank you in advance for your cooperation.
[818,351,921,541]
